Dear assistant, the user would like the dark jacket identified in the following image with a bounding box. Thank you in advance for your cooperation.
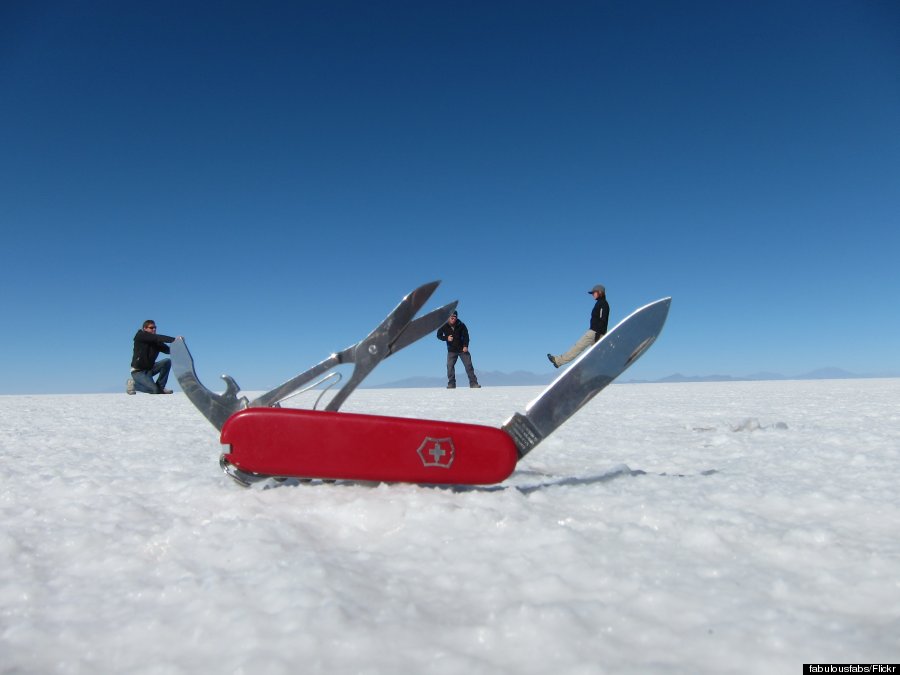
[131,329,175,371]
[590,297,610,337]
[436,320,470,353]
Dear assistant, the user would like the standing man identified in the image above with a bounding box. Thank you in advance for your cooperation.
[436,310,481,389]
[547,284,610,368]
[127,320,181,394]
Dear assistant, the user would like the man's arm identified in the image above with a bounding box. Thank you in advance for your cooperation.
[134,331,177,345]
[460,324,470,349]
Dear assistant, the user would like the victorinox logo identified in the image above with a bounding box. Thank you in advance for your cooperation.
[416,437,455,468]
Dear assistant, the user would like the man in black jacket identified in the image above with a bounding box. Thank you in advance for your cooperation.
[436,310,481,389]
[547,284,610,368]
[127,320,181,394]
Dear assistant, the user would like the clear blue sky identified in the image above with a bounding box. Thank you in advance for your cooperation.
[2,1,898,394]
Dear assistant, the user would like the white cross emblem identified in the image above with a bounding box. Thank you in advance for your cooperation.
[416,437,455,468]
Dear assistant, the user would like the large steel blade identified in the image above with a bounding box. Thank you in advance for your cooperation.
[501,297,671,457]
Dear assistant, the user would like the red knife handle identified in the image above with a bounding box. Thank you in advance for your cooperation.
[220,407,519,485]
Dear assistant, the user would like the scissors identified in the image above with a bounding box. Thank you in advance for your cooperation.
[172,280,457,431]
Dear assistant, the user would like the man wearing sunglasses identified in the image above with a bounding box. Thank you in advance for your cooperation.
[127,320,181,395]
[436,309,481,389]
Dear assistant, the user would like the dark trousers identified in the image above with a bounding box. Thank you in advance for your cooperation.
[446,351,478,386]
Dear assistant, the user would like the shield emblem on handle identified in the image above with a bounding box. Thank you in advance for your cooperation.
[416,437,455,468]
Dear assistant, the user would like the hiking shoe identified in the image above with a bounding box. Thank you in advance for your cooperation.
[470,383,481,388]
[547,353,559,369]
[126,378,136,395]
[446,383,456,389]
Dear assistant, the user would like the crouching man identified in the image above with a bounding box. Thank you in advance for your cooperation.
[127,320,181,394]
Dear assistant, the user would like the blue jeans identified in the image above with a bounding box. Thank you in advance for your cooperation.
[132,359,172,394]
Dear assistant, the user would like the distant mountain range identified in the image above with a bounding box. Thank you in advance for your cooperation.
[367,367,899,388]
[630,367,899,384]
[367,370,557,389]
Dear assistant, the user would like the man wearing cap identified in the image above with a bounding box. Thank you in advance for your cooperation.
[547,284,609,368]
[436,310,481,389]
